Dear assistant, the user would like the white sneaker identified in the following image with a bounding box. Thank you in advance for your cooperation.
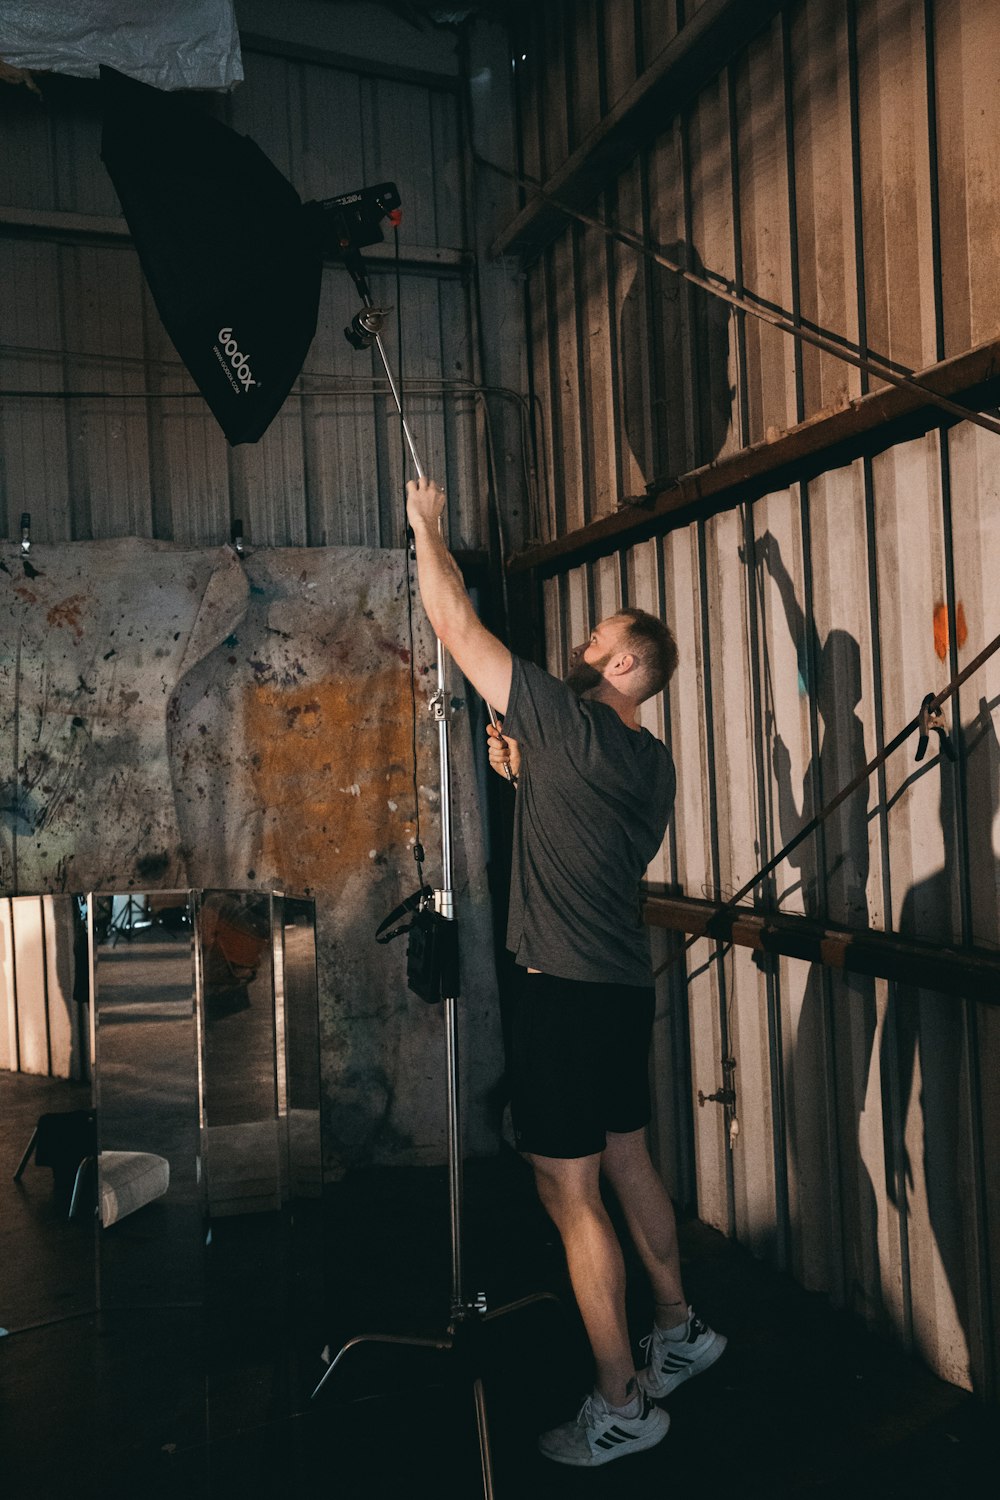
[537,1388,670,1467]
[638,1307,726,1399]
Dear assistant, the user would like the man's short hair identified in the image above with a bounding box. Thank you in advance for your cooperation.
[615,608,679,700]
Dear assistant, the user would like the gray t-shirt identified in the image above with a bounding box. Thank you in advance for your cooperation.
[503,655,676,985]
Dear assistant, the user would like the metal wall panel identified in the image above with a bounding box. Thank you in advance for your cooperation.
[934,0,1000,353]
[788,1,861,418]
[515,0,1000,1396]
[733,23,799,441]
[0,900,16,1071]
[10,898,48,1075]
[601,0,641,113]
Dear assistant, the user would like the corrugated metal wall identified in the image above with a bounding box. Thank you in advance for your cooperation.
[0,30,515,552]
[507,0,1000,1397]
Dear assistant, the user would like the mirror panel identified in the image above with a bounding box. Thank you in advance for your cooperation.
[91,891,204,1310]
[279,894,323,1199]
[200,890,281,1216]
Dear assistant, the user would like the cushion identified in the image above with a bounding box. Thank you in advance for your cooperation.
[99,1150,170,1227]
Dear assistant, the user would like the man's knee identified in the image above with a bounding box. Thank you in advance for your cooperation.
[601,1127,652,1180]
[529,1152,600,1222]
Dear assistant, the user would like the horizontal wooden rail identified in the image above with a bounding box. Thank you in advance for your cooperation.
[643,892,1000,1005]
[508,335,1000,577]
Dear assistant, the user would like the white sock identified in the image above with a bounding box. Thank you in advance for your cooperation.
[659,1310,691,1341]
[607,1389,642,1419]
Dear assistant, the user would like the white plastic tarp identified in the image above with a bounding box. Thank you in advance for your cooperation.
[0,0,243,90]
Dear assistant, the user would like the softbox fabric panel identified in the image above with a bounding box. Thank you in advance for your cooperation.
[100,68,322,445]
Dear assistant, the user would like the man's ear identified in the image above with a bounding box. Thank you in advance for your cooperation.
[608,650,638,678]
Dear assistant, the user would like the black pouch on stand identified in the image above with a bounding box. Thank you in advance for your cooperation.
[376,887,460,1004]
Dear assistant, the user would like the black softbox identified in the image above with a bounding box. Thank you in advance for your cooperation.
[100,67,323,446]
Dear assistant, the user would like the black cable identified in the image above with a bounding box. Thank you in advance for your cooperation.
[394,226,426,890]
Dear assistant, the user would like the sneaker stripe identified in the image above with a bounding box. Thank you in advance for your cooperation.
[596,1420,647,1449]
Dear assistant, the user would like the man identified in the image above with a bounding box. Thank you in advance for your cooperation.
[406,477,725,1468]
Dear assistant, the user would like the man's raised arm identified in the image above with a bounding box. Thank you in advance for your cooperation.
[405,477,512,715]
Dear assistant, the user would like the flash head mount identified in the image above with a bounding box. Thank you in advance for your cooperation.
[346,304,394,350]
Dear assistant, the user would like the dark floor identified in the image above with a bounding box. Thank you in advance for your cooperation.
[2,1071,997,1500]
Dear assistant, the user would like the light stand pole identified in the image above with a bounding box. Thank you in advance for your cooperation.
[309,271,556,1497]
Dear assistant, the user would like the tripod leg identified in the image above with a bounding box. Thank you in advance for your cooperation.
[473,1377,497,1500]
[68,1157,93,1219]
[482,1290,562,1324]
[13,1127,38,1182]
[310,1330,452,1402]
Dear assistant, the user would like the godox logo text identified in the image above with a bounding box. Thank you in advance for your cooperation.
[216,329,258,390]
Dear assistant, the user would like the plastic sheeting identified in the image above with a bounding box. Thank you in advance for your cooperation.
[0,0,243,91]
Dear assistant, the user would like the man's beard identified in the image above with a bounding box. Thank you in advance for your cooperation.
[565,653,609,697]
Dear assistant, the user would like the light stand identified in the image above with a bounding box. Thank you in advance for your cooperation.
[310,254,557,1498]
[106,893,150,947]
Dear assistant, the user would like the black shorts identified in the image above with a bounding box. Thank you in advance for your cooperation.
[508,969,655,1159]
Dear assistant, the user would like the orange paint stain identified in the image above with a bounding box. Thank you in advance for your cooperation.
[933,600,968,662]
[243,669,421,891]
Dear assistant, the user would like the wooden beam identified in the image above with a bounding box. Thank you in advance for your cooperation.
[491,0,786,265]
[644,893,1000,1006]
[507,335,1000,577]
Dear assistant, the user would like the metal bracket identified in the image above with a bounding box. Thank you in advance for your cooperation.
[698,1056,737,1109]
[429,688,448,722]
[698,1086,737,1108]
[915,692,957,763]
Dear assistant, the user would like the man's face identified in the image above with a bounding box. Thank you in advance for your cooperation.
[565,616,630,696]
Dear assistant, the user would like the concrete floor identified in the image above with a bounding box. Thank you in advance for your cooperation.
[2,1070,996,1499]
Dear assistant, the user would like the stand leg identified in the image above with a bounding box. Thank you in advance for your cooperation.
[482,1291,561,1325]
[13,1127,38,1181]
[310,1330,452,1403]
[68,1157,93,1219]
[473,1376,496,1500]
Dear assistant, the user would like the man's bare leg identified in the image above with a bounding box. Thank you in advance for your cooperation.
[528,1151,637,1407]
[600,1128,688,1330]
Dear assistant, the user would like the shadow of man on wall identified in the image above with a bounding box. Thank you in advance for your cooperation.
[879,696,1000,1384]
[756,529,879,1309]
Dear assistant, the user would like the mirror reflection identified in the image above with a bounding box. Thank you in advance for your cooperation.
[92,891,204,1310]
[200,890,280,1216]
[5,887,321,1341]
[279,894,323,1200]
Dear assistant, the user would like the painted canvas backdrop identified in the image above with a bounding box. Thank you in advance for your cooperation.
[1,539,503,1171]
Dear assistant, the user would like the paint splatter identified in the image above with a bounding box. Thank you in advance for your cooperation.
[46,594,87,641]
[933,601,968,662]
[378,638,411,665]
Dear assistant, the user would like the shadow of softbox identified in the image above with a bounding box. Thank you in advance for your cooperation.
[100,67,399,446]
